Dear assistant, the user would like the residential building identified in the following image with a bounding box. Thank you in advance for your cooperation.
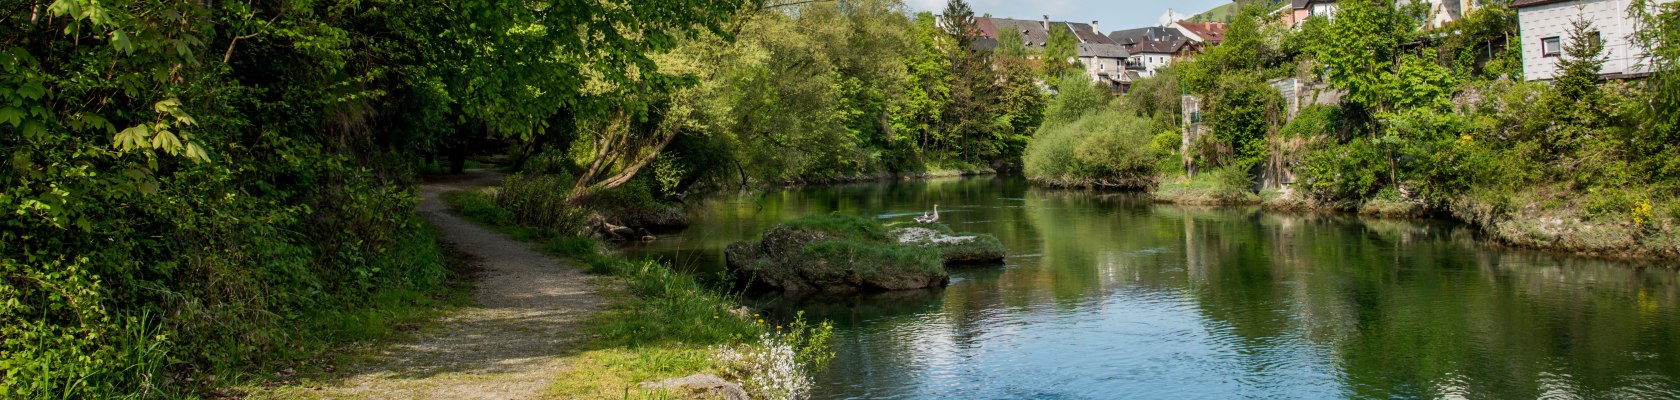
[1279,0,1339,28]
[1109,26,1189,77]
[1169,21,1229,45]
[975,16,1134,91]
[1410,0,1479,27]
[1514,0,1658,80]
[1167,21,1228,60]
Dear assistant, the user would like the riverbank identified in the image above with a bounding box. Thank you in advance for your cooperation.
[1145,173,1678,262]
[440,176,833,398]
[740,164,999,188]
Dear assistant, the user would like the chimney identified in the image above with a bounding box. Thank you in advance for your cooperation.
[1042,15,1050,30]
[1093,20,1100,33]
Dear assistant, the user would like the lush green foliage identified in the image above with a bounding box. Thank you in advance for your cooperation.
[2,0,744,396]
[1025,102,1162,188]
[726,215,947,291]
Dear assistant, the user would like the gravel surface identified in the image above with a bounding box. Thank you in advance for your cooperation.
[267,170,606,399]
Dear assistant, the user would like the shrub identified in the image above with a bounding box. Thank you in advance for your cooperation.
[1296,137,1386,201]
[497,173,588,235]
[1042,75,1112,129]
[1024,109,1161,188]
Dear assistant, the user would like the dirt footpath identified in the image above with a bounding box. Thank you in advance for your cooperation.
[265,170,606,399]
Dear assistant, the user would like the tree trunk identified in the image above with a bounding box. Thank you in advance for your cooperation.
[449,143,467,174]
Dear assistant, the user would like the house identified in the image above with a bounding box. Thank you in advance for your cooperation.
[1167,21,1229,60]
[1513,0,1658,80]
[975,16,1134,91]
[1169,21,1229,45]
[1108,26,1190,77]
[1410,0,1479,27]
[1279,0,1339,28]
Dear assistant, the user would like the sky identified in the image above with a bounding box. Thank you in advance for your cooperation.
[902,0,1234,33]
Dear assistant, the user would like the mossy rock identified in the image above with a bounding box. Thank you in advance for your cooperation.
[885,222,1007,264]
[726,215,948,292]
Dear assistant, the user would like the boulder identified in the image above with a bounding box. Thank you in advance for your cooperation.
[726,215,949,292]
[639,374,749,400]
[888,224,1007,264]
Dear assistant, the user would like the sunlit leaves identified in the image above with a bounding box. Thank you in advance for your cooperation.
[111,97,209,163]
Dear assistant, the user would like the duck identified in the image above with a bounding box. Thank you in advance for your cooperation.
[913,204,940,224]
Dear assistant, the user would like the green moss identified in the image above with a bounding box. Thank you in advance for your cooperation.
[727,215,951,292]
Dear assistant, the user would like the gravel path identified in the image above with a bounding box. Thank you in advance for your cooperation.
[272,170,606,399]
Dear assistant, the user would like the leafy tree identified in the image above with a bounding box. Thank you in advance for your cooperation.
[1309,0,1422,116]
[1044,75,1112,128]
[1204,73,1285,170]
[1628,0,1680,177]
[896,12,955,157]
[1044,24,1080,80]
[997,28,1030,58]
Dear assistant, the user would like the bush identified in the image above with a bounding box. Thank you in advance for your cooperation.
[1280,105,1343,139]
[1296,137,1386,201]
[497,173,587,235]
[1024,109,1161,188]
[1043,75,1112,129]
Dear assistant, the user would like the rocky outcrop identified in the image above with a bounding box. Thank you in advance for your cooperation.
[889,225,1007,264]
[725,215,949,292]
[639,374,749,400]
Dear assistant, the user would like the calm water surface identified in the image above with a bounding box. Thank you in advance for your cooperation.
[625,177,1680,399]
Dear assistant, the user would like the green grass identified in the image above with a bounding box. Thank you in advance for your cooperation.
[1153,168,1261,205]
[235,221,476,394]
[440,188,788,398]
[779,214,892,241]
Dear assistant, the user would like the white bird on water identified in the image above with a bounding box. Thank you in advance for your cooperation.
[914,204,940,224]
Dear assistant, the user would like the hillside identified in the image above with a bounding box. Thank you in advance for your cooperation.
[1185,0,1288,22]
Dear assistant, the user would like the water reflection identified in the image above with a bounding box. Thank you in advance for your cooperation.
[625,177,1680,399]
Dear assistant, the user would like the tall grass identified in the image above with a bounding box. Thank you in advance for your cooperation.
[440,185,835,397]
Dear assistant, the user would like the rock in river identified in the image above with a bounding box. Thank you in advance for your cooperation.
[725,215,1007,292]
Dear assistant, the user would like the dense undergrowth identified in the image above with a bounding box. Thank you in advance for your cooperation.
[1018,0,1680,260]
[443,186,834,398]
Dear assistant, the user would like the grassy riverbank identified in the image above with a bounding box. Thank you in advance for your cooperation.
[443,188,833,398]
[1142,171,1680,261]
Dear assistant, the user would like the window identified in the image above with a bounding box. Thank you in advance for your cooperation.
[1542,36,1561,57]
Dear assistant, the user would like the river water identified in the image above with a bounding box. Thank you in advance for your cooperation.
[624,177,1680,399]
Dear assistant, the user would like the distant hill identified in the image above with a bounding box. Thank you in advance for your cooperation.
[1184,0,1288,23]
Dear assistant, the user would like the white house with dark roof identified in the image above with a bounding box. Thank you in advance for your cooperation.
[1513,0,1664,80]
[1108,26,1189,77]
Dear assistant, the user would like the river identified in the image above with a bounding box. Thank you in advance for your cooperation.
[624,177,1680,399]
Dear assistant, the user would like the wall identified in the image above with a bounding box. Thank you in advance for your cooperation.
[1133,52,1174,77]
[1518,0,1649,80]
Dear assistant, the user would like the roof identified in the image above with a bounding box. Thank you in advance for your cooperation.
[1107,26,1188,54]
[976,17,1124,57]
[1064,22,1120,45]
[1510,0,1578,8]
[1172,21,1228,44]
[976,17,1052,46]
[1078,43,1128,58]
[1108,26,1187,45]
[1136,38,1188,54]
[1291,0,1336,9]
